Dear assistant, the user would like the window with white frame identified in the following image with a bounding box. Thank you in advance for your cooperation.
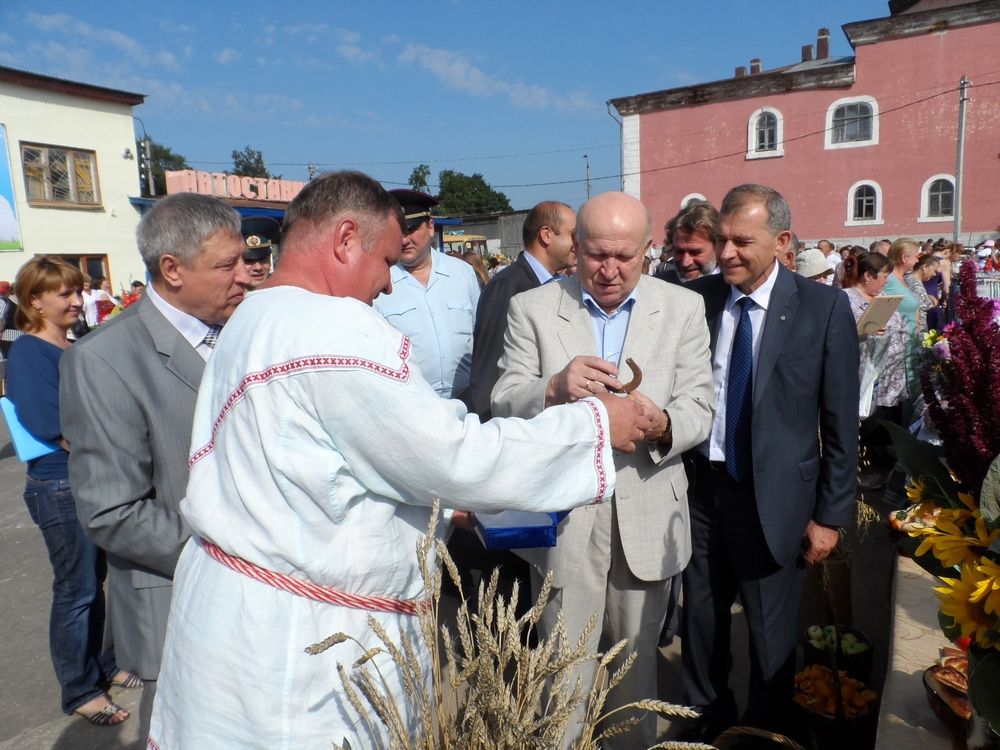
[845,180,883,226]
[919,174,955,222]
[825,96,879,149]
[21,142,101,207]
[746,107,784,159]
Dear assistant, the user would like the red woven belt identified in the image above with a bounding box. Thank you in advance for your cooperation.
[200,538,424,616]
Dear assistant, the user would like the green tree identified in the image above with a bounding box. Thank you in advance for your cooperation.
[436,170,511,215]
[230,145,278,178]
[408,163,431,192]
[137,139,189,197]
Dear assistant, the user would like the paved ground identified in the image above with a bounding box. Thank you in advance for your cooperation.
[0,421,140,750]
[0,407,895,749]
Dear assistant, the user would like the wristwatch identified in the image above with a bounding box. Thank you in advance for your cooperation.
[652,409,672,446]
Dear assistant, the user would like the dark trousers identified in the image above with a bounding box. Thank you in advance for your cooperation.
[445,528,533,620]
[681,454,805,735]
[23,476,118,714]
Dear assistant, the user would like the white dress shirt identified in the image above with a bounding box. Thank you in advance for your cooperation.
[144,282,215,361]
[705,260,780,461]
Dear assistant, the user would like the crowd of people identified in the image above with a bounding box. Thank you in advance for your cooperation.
[3,173,997,748]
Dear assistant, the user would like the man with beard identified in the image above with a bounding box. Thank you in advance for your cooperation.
[657,199,720,284]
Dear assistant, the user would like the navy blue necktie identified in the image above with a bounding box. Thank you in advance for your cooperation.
[202,324,223,349]
[726,297,754,481]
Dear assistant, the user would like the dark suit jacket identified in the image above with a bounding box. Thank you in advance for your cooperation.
[60,294,202,677]
[464,252,541,419]
[687,266,859,565]
[654,264,682,286]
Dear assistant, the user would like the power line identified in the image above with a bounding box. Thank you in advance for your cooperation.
[183,77,1000,195]
[490,78,1000,189]
[185,143,617,169]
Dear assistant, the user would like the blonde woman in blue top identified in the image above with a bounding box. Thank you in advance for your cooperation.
[7,257,139,726]
[883,238,923,334]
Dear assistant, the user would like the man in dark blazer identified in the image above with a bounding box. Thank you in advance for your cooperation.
[464,200,577,420]
[453,201,577,615]
[60,193,251,745]
[680,184,859,739]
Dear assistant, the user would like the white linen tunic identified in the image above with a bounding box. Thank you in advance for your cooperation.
[148,287,615,749]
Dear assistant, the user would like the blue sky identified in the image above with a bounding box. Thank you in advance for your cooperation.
[2,1,890,211]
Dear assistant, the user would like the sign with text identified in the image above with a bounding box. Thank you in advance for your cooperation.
[0,125,23,252]
[165,169,305,203]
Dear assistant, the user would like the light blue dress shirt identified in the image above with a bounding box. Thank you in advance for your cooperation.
[373,251,481,399]
[579,285,638,368]
[521,251,558,285]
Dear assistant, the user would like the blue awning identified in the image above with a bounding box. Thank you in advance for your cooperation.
[128,198,464,237]
[129,196,286,219]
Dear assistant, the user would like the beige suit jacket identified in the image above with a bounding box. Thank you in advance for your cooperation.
[492,275,714,585]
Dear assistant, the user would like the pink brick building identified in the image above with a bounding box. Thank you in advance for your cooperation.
[609,0,1000,247]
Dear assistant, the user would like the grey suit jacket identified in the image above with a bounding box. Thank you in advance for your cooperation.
[491,275,714,585]
[60,294,202,678]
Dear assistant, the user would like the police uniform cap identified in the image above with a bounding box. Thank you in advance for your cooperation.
[389,189,439,232]
[241,216,282,261]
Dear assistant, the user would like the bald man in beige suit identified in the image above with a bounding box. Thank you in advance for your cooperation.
[492,192,714,748]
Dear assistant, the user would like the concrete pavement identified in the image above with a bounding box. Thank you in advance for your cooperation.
[0,407,894,748]
[0,421,140,749]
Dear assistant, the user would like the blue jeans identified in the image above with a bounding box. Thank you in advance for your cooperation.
[23,476,118,713]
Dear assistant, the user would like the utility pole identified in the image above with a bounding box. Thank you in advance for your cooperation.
[307,163,318,180]
[954,76,969,244]
[143,136,155,197]
[583,154,591,200]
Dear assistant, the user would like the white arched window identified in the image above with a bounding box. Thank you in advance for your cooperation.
[825,96,879,149]
[679,193,707,209]
[746,107,784,159]
[919,174,955,222]
[845,180,884,226]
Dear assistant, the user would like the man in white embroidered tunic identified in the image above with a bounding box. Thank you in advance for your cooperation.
[148,171,655,749]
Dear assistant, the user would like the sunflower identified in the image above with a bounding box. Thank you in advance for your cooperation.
[936,565,994,645]
[914,512,1000,568]
[934,565,1000,648]
[905,478,927,503]
[917,531,983,568]
[958,492,978,511]
[972,558,1000,617]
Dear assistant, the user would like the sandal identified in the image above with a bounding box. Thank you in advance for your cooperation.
[110,671,144,690]
[75,698,130,726]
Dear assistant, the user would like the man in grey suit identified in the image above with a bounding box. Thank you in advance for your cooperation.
[492,191,714,749]
[680,184,859,740]
[60,193,251,743]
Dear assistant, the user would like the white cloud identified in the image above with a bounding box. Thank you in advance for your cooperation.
[159,20,197,35]
[398,43,595,114]
[26,40,94,80]
[291,56,334,71]
[282,23,378,64]
[24,12,180,71]
[215,48,240,64]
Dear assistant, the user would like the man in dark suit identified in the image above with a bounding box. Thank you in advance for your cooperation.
[452,201,576,615]
[60,193,251,744]
[464,200,576,419]
[680,184,859,739]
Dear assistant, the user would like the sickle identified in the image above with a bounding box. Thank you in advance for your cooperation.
[620,357,642,394]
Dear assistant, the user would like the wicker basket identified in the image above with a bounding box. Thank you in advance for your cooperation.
[712,726,807,750]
